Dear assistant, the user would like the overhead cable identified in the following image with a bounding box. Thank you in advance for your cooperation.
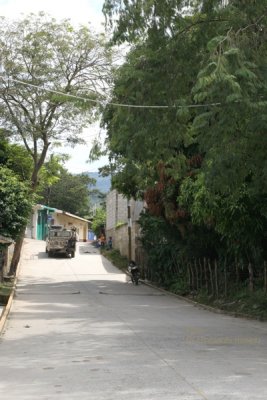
[0,75,223,110]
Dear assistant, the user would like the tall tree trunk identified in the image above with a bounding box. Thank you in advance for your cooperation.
[31,144,50,190]
[8,232,25,276]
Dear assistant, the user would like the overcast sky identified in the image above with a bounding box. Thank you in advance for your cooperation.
[0,0,104,29]
[0,0,109,173]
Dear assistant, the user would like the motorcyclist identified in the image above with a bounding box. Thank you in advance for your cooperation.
[128,260,140,285]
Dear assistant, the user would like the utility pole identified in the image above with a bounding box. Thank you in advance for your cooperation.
[127,199,132,261]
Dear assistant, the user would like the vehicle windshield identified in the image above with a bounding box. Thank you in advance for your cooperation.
[49,230,72,238]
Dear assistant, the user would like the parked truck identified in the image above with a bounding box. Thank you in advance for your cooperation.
[46,226,77,258]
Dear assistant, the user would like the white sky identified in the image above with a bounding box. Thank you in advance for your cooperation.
[0,0,104,28]
[0,0,109,173]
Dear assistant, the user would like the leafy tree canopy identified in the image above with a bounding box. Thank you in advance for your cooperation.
[0,140,33,181]
[0,12,112,189]
[100,0,267,265]
[0,133,69,192]
[103,0,213,43]
[39,168,95,218]
[0,166,34,239]
[91,207,106,237]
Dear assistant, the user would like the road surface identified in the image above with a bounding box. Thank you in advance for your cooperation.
[0,239,266,399]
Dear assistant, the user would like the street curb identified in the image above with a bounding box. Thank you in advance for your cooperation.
[140,279,266,322]
[0,284,16,335]
[0,243,23,336]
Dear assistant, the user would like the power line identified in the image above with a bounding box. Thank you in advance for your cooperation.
[0,75,222,110]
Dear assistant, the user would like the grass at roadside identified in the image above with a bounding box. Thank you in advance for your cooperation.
[101,248,128,271]
[193,289,267,321]
[101,249,267,321]
[0,282,13,306]
[168,280,267,321]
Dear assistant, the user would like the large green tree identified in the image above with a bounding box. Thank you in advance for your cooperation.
[0,166,34,240]
[100,24,201,197]
[0,13,112,271]
[0,12,112,190]
[0,139,33,181]
[40,169,95,217]
[100,0,267,290]
[180,0,267,260]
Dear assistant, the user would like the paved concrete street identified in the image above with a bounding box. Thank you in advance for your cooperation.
[0,239,267,399]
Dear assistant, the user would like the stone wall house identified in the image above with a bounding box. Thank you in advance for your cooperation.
[106,190,144,261]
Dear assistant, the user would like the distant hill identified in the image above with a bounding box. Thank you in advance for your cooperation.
[87,172,111,194]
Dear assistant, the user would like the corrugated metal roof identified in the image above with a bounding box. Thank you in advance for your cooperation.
[36,204,91,223]
[40,205,57,212]
[60,210,91,223]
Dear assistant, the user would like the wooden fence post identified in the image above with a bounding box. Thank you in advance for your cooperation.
[264,261,267,293]
[189,262,195,291]
[187,263,191,290]
[235,257,239,284]
[204,257,208,293]
[194,258,199,292]
[199,258,203,291]
[214,259,219,298]
[248,263,254,293]
[224,258,227,297]
[208,259,214,296]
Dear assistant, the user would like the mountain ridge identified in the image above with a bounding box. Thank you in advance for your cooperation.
[86,172,111,194]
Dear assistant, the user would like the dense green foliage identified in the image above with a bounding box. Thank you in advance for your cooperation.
[0,134,34,239]
[101,248,128,271]
[0,12,112,190]
[0,131,33,177]
[0,13,111,271]
[39,168,95,217]
[0,166,34,239]
[101,0,267,296]
[91,207,106,237]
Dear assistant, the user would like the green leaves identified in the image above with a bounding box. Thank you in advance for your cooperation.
[91,208,106,237]
[102,0,267,269]
[0,12,112,189]
[207,35,227,52]
[39,169,93,218]
[0,166,34,239]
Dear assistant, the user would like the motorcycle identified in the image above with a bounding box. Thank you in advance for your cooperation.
[128,260,140,285]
